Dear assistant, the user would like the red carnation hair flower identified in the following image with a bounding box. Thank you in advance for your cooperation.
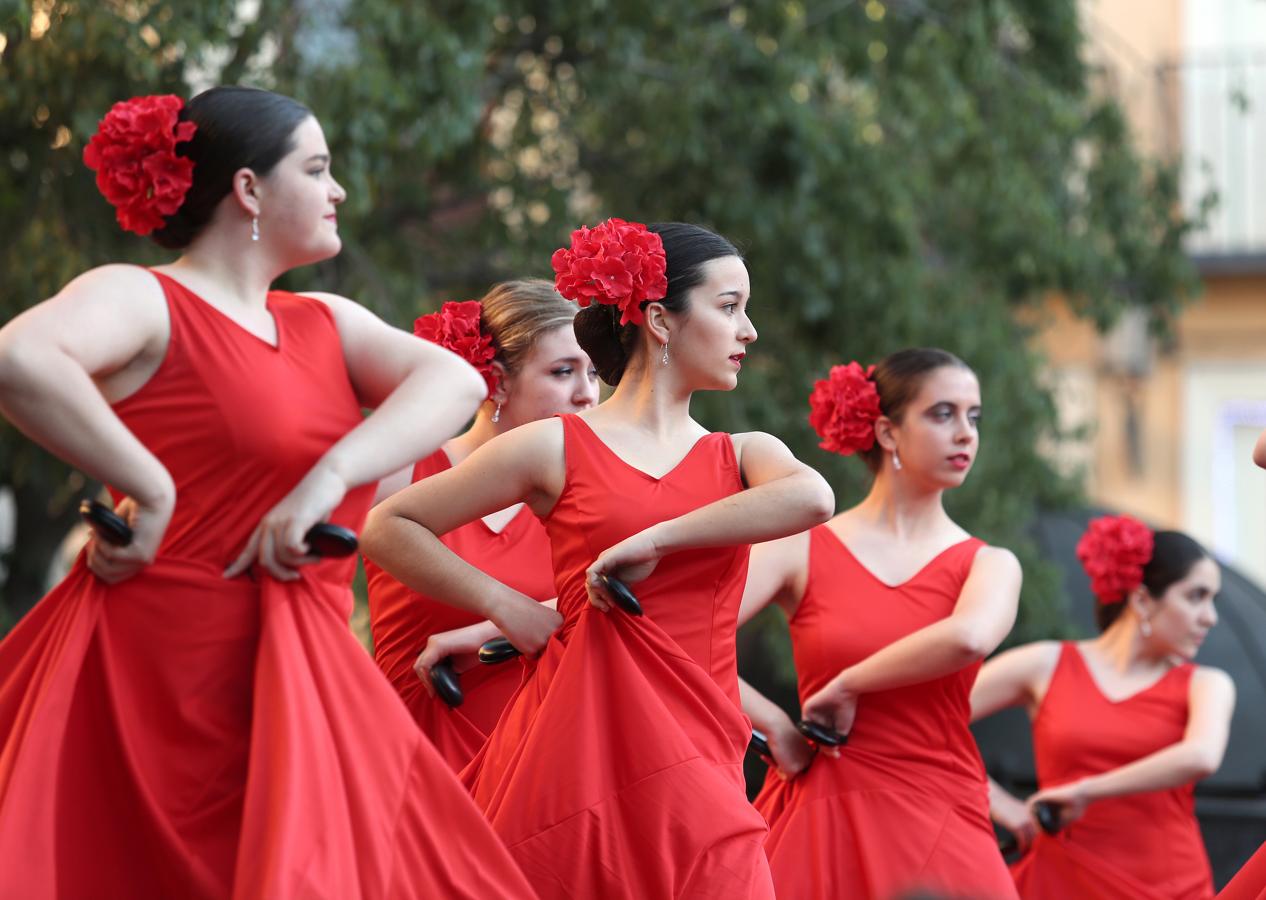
[1076,515,1155,605]
[551,218,668,326]
[808,362,883,456]
[83,94,197,236]
[414,300,499,399]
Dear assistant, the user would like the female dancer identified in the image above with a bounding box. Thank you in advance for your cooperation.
[973,516,1233,898]
[740,350,1022,899]
[0,88,536,898]
[363,218,834,899]
[366,281,598,768]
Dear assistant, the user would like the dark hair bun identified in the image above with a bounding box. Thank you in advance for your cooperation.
[574,304,636,385]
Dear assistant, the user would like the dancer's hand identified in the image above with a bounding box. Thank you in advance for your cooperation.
[86,491,174,584]
[992,791,1037,853]
[767,718,816,781]
[414,622,500,689]
[585,529,662,611]
[1027,781,1088,828]
[489,594,562,657]
[798,674,857,757]
[225,463,346,580]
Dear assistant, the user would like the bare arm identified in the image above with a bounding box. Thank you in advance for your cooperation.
[801,546,1022,735]
[738,530,811,627]
[1030,666,1236,825]
[0,265,176,580]
[225,293,485,578]
[360,419,566,653]
[970,641,1062,722]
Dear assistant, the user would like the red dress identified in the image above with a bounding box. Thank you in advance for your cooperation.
[755,525,1016,900]
[1219,845,1266,900]
[365,449,555,769]
[0,270,535,899]
[1011,642,1213,899]
[461,414,774,899]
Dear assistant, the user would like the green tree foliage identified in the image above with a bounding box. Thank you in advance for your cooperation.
[0,2,1202,652]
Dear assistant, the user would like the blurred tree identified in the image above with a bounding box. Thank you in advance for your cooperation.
[1,1,1204,659]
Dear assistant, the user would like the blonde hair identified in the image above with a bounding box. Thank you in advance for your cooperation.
[480,279,577,374]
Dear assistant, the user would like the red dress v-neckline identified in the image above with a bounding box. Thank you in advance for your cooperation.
[150,269,282,352]
[568,414,716,482]
[822,526,975,589]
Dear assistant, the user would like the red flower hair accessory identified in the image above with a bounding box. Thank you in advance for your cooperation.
[1076,515,1154,605]
[808,362,884,456]
[83,95,197,236]
[551,218,668,326]
[413,300,498,398]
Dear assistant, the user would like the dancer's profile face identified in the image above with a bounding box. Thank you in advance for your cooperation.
[885,366,981,488]
[496,324,599,427]
[664,255,756,392]
[1141,556,1220,660]
[256,116,346,267]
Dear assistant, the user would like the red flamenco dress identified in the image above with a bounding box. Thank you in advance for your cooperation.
[1011,642,1214,899]
[0,270,536,899]
[365,449,555,770]
[1219,844,1266,900]
[461,413,774,899]
[754,526,1016,900]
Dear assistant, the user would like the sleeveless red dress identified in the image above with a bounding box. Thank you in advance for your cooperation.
[754,525,1015,900]
[0,271,535,899]
[365,448,555,770]
[461,414,774,899]
[1011,642,1213,899]
[1220,845,1266,900]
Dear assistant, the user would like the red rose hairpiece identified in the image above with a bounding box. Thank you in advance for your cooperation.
[1076,514,1154,605]
[551,218,668,326]
[413,300,498,399]
[808,361,884,456]
[83,95,197,236]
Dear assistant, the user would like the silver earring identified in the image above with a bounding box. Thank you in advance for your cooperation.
[251,217,260,242]
[661,342,669,366]
[892,449,902,471]
[492,402,501,424]
[1140,617,1152,638]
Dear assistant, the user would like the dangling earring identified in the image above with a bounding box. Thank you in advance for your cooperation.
[251,216,260,242]
[892,449,902,471]
[661,342,669,366]
[1140,617,1152,638]
[492,402,502,424]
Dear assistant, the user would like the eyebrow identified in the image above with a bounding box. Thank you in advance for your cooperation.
[717,289,745,298]
[305,154,330,164]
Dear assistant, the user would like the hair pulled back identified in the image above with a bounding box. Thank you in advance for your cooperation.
[857,347,973,472]
[573,222,740,385]
[479,279,578,375]
[152,86,312,250]
[1095,530,1210,631]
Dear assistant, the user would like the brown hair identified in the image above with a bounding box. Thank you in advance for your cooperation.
[1094,530,1211,631]
[480,279,578,376]
[859,347,973,472]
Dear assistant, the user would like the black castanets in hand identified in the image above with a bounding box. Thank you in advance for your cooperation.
[478,636,522,665]
[79,499,133,547]
[430,660,464,708]
[601,573,643,617]
[796,719,848,748]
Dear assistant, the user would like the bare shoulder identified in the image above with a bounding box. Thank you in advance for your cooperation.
[1191,665,1236,697]
[296,290,371,323]
[970,544,1022,577]
[51,264,167,316]
[729,430,792,457]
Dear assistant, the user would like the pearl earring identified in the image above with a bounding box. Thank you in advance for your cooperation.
[251,216,260,242]
[661,342,669,366]
[492,402,502,424]
[892,449,902,471]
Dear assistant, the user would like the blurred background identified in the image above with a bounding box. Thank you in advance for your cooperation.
[0,0,1262,884]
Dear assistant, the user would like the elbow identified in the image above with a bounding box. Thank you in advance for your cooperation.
[1254,440,1266,470]
[803,474,835,525]
[359,505,393,564]
[950,620,992,663]
[1187,745,1223,781]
